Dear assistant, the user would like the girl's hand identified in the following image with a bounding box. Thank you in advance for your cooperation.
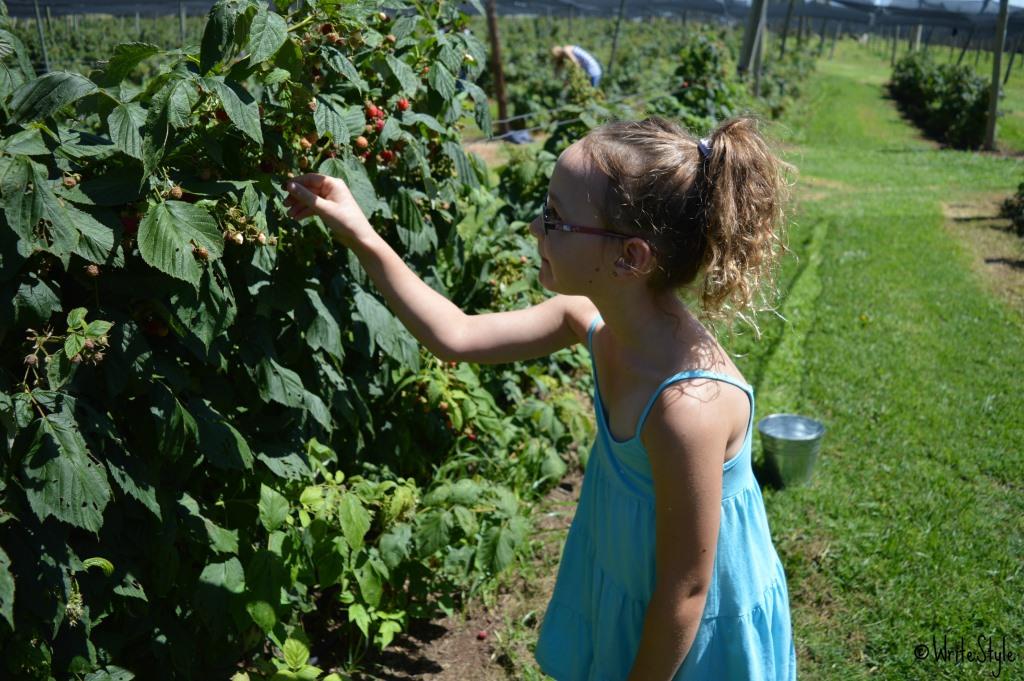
[283,173,376,249]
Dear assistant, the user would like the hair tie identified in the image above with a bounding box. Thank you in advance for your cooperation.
[698,138,712,160]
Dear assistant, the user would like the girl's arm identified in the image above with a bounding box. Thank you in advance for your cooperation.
[284,174,593,363]
[627,384,726,681]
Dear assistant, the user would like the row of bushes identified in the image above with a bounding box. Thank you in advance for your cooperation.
[889,52,990,149]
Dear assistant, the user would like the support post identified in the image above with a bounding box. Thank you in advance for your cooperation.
[485,0,509,137]
[912,24,922,51]
[891,25,900,66]
[738,0,768,75]
[1003,33,1022,85]
[818,19,828,56]
[607,0,627,81]
[179,0,187,44]
[753,8,766,95]
[985,0,1010,150]
[830,22,841,59]
[957,27,975,65]
[33,0,50,74]
[779,0,796,59]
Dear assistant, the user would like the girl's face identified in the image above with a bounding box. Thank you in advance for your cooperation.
[530,140,612,295]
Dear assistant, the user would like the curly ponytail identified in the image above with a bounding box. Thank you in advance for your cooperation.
[581,114,795,336]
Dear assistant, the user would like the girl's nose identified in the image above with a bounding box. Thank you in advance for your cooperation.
[529,215,544,241]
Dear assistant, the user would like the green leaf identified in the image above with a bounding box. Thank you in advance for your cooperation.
[282,638,310,670]
[153,385,199,461]
[67,307,87,329]
[356,559,382,607]
[64,333,85,359]
[386,55,419,94]
[246,600,276,634]
[428,63,456,101]
[198,556,245,595]
[258,484,289,532]
[379,523,412,570]
[415,509,452,557]
[200,1,243,74]
[256,357,306,409]
[246,6,288,65]
[137,200,222,289]
[323,50,366,91]
[83,666,135,681]
[97,43,162,86]
[9,71,98,124]
[67,203,119,265]
[107,102,146,159]
[0,545,13,628]
[0,128,48,155]
[353,286,421,371]
[303,288,342,359]
[82,557,115,576]
[475,523,518,574]
[375,620,402,650]
[20,412,112,533]
[348,602,370,638]
[313,95,348,142]
[338,492,371,551]
[165,78,200,129]
[204,77,263,144]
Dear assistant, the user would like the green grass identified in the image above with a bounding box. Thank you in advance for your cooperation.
[744,39,1024,680]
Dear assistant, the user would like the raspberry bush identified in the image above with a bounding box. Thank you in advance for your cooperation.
[0,1,594,678]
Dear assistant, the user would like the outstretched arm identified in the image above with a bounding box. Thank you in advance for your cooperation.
[284,174,593,363]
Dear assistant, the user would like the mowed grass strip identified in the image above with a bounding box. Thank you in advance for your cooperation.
[755,45,1024,680]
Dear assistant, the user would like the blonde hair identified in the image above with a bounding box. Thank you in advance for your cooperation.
[581,115,796,337]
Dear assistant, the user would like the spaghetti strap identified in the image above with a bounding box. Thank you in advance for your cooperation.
[587,312,754,443]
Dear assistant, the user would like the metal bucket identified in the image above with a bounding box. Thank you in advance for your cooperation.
[757,414,825,487]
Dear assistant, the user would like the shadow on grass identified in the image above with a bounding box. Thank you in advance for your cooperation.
[985,257,1024,270]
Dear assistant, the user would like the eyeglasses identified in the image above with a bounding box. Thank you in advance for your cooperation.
[541,197,653,245]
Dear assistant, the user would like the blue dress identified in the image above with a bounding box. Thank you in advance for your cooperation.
[534,313,797,680]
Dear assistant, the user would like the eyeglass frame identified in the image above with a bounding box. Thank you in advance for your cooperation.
[541,196,654,247]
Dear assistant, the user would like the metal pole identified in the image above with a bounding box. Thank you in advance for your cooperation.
[891,25,900,66]
[33,0,50,74]
[485,0,509,136]
[179,0,187,44]
[912,24,922,51]
[135,10,141,37]
[957,27,975,65]
[753,7,766,95]
[779,0,796,58]
[738,0,768,75]
[607,0,627,82]
[818,19,828,55]
[830,22,841,59]
[985,0,1010,149]
[1003,33,1022,85]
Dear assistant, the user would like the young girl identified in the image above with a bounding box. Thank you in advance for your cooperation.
[284,115,797,680]
[551,44,604,87]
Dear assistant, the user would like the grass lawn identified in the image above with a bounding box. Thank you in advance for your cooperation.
[743,38,1024,680]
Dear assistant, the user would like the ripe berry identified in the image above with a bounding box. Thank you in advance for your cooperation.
[305,131,319,145]
[520,255,528,264]
[299,137,313,151]
[85,264,100,278]
[325,150,337,158]
[355,136,369,150]
[476,630,488,640]
[62,176,77,189]
[420,66,430,76]
[365,102,379,118]
[320,22,335,35]
[374,118,385,132]
[467,432,478,442]
[194,245,209,260]
[397,98,410,112]
[488,278,497,286]
[215,108,229,123]
[120,215,140,235]
[168,185,183,200]
[328,33,345,46]
[84,339,95,350]
[379,149,394,163]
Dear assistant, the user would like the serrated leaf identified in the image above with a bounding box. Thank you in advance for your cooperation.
[107,102,146,159]
[246,6,287,65]
[9,71,98,124]
[429,63,456,100]
[415,509,452,557]
[137,201,222,288]
[256,356,306,408]
[348,602,370,638]
[97,42,162,86]
[258,484,289,532]
[386,54,419,94]
[338,492,371,551]
[200,1,243,74]
[20,412,112,533]
[204,77,262,144]
[313,95,348,142]
[356,559,383,608]
[475,523,518,574]
[0,546,13,628]
[282,638,310,670]
[246,600,276,633]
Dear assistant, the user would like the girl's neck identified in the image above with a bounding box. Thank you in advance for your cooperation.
[596,296,715,373]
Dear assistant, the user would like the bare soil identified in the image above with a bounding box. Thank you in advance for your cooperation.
[941,194,1024,318]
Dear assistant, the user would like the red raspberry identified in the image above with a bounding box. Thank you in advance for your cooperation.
[355,136,369,150]
[120,215,140,235]
[215,108,229,123]
[476,630,488,640]
[365,103,381,119]
[397,98,410,112]
[379,149,394,163]
[374,118,385,132]
[320,22,335,35]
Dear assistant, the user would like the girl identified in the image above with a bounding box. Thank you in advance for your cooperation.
[284,115,797,680]
[551,44,604,87]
